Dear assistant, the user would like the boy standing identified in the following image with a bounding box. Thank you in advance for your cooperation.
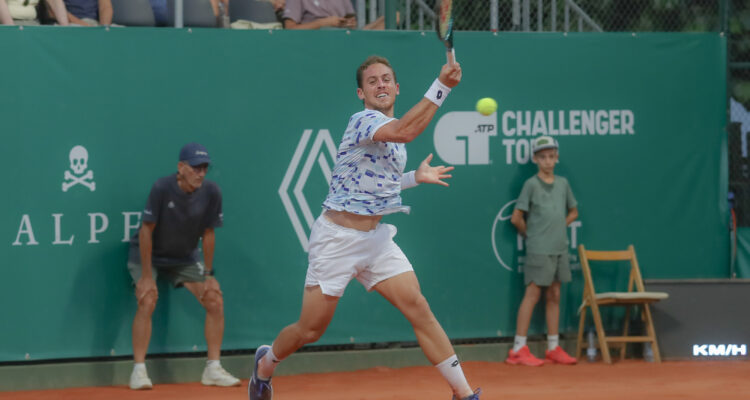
[507,136,578,366]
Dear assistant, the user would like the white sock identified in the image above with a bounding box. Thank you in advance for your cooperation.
[257,346,281,380]
[206,359,221,368]
[513,335,527,352]
[548,334,559,351]
[435,355,472,398]
[133,362,146,373]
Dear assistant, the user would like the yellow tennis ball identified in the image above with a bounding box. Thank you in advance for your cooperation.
[476,97,497,116]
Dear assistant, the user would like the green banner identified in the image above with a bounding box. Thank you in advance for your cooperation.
[735,228,750,277]
[0,28,727,361]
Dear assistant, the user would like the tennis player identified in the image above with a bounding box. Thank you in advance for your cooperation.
[248,56,480,400]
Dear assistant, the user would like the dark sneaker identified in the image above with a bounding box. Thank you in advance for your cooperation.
[248,345,273,400]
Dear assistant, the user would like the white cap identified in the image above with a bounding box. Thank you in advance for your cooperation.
[531,136,558,154]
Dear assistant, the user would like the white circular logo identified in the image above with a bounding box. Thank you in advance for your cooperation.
[491,199,518,272]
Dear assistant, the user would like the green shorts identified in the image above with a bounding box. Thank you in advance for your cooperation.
[128,261,207,288]
[523,253,571,286]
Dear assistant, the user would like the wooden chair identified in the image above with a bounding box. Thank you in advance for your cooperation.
[576,244,668,363]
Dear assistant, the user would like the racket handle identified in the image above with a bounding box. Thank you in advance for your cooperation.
[446,48,456,65]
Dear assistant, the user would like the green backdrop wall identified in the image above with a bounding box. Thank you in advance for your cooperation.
[0,28,727,362]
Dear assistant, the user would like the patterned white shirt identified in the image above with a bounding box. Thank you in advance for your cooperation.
[322,109,410,215]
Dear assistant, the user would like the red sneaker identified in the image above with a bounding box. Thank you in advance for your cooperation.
[545,346,578,365]
[505,345,544,366]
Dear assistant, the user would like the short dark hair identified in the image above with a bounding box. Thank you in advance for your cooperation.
[356,55,397,89]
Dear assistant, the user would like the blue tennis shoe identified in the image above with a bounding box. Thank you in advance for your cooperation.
[452,388,481,400]
[248,345,273,400]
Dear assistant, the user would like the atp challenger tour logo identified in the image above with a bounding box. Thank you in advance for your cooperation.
[491,200,582,272]
[434,108,636,165]
[434,111,497,165]
[279,129,337,251]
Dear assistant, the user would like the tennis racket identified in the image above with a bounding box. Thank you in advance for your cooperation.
[436,0,456,65]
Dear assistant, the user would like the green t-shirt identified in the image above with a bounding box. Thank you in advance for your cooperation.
[515,175,577,255]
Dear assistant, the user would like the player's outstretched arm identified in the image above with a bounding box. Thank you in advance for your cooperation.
[373,62,462,143]
[415,153,454,187]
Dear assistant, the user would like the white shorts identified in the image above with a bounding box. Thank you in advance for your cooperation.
[305,215,413,297]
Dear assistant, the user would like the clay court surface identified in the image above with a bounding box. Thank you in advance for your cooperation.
[3,360,748,400]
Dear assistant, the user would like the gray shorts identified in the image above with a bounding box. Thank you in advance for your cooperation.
[128,261,206,288]
[523,253,571,286]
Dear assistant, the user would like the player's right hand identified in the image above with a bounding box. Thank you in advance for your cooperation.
[438,62,462,88]
[136,276,157,301]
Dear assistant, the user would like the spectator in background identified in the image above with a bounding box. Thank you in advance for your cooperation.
[61,0,111,26]
[149,0,228,27]
[149,0,167,26]
[209,0,229,27]
[6,0,70,25]
[1,0,13,24]
[282,0,383,30]
[271,0,284,23]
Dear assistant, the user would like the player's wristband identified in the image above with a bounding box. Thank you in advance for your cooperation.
[203,269,215,277]
[424,78,451,107]
[401,170,418,190]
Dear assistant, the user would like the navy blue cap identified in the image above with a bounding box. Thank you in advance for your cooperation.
[179,142,211,166]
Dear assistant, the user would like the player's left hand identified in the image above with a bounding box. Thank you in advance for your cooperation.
[415,153,454,186]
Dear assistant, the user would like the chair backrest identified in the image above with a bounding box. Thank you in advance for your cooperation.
[229,0,277,23]
[578,244,646,296]
[167,0,216,27]
[111,0,156,26]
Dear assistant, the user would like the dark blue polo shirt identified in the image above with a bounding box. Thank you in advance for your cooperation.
[129,173,223,266]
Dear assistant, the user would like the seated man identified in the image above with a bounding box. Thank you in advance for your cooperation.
[209,0,229,27]
[282,0,382,30]
[62,0,111,26]
[149,0,167,26]
[150,0,228,27]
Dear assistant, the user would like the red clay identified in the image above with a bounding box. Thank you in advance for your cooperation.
[2,360,748,400]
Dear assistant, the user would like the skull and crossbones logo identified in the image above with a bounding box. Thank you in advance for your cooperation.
[62,145,96,192]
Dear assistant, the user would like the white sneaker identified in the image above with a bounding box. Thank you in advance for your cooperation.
[202,363,241,387]
[129,367,153,390]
